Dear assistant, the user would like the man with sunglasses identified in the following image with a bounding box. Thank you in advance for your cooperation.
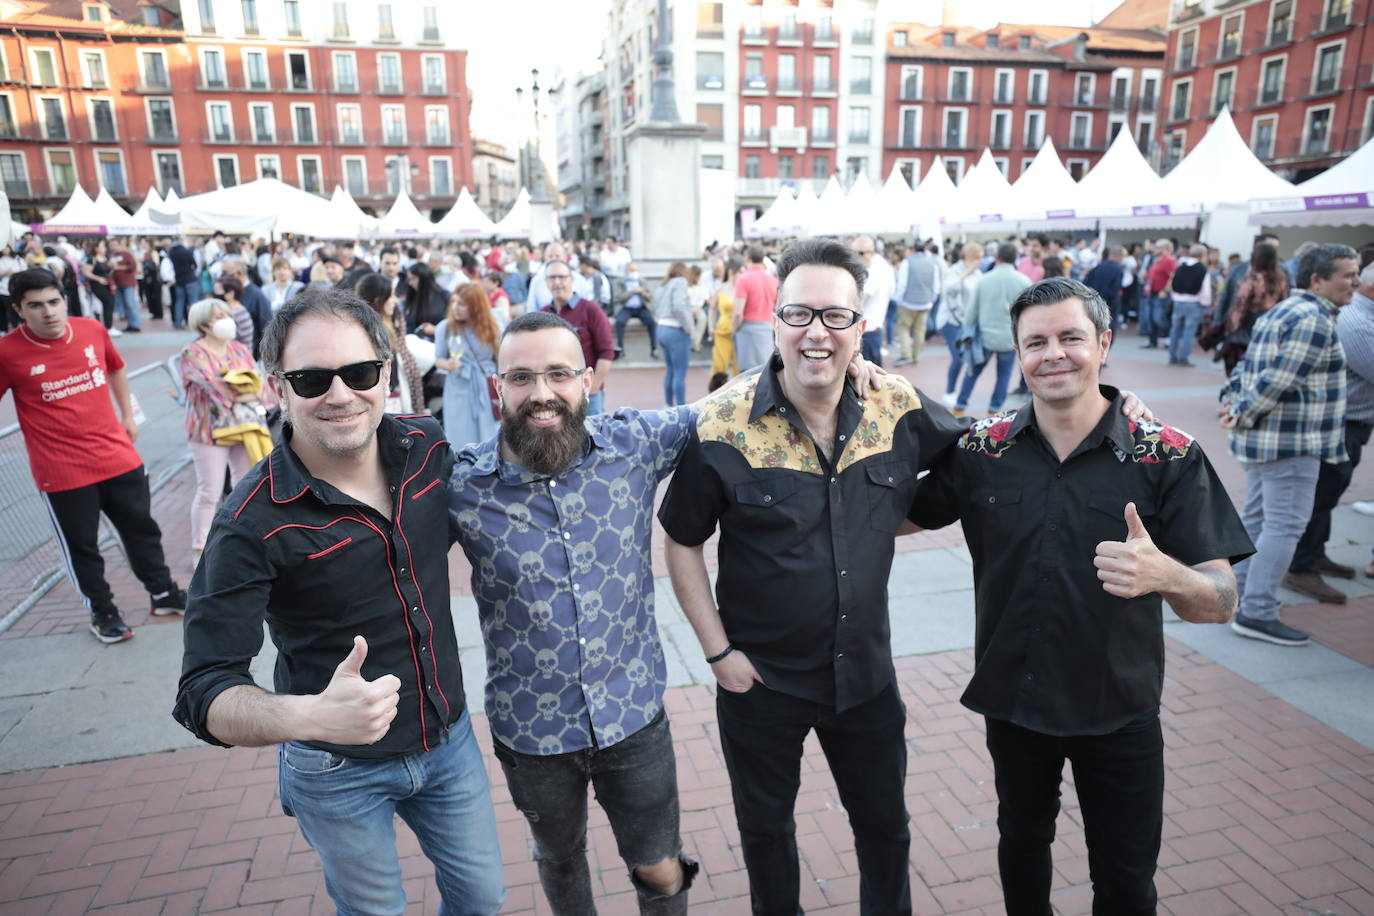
[176,287,504,915]
[541,259,614,414]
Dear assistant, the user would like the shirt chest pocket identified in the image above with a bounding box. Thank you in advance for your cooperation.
[865,460,916,532]
[1086,493,1158,544]
[731,476,802,529]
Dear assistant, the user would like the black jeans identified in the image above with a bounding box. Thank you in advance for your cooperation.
[492,710,696,915]
[615,304,657,352]
[41,465,176,614]
[1290,420,1371,573]
[716,681,911,916]
[985,713,1164,916]
[860,329,884,367]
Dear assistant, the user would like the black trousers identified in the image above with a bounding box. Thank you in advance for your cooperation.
[716,681,911,916]
[985,714,1163,916]
[1291,420,1371,573]
[40,465,175,614]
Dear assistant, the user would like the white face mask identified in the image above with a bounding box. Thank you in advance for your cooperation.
[210,316,237,341]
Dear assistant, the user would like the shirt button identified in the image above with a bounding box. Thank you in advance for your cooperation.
[563,532,571,540]
[779,406,786,413]
[400,437,412,447]
[411,605,421,614]
[573,583,581,591]
[1026,673,1034,681]
[887,476,894,483]
[987,496,996,504]
[1047,524,1056,532]
[549,480,557,488]
[830,476,837,484]
[836,652,844,658]
[1055,472,1063,479]
[420,645,428,653]
[399,566,407,575]
[839,435,846,442]
[840,614,848,621]
[763,494,772,503]
[839,570,848,577]
[579,637,586,645]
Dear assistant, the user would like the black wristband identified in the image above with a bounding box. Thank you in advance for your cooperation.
[705,645,734,664]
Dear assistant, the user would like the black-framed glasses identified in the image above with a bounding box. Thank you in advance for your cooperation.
[277,360,385,398]
[776,304,862,329]
[545,273,573,283]
[496,367,589,388]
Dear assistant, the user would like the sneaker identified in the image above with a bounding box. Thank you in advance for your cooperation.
[108,327,124,337]
[1282,571,1347,605]
[940,392,958,409]
[90,609,134,644]
[892,357,914,367]
[1140,343,1158,349]
[150,585,188,617]
[1351,501,1374,517]
[1318,555,1356,579]
[124,327,142,334]
[1231,613,1309,647]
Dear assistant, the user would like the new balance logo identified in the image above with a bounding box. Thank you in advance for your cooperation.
[29,364,45,376]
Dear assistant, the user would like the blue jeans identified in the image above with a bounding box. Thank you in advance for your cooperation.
[1141,295,1170,346]
[884,300,898,345]
[860,329,884,367]
[278,710,504,915]
[937,322,966,396]
[173,281,200,328]
[1168,300,1204,362]
[658,325,691,406]
[113,285,141,330]
[1234,456,1320,622]
[957,349,1016,412]
[588,389,605,415]
[615,304,657,352]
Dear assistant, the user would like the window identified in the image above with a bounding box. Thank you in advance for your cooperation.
[812,154,829,178]
[1260,57,1285,105]
[140,50,168,89]
[81,50,108,89]
[1074,73,1095,105]
[1025,110,1044,148]
[378,4,394,39]
[291,103,316,143]
[1070,112,1092,148]
[778,54,797,92]
[88,98,116,141]
[382,105,405,145]
[941,31,955,48]
[201,48,226,88]
[1021,157,1035,174]
[778,155,794,179]
[697,103,723,140]
[255,154,281,180]
[743,4,763,40]
[848,106,870,143]
[31,48,57,87]
[1177,28,1197,69]
[812,56,833,93]
[336,103,362,143]
[343,156,366,195]
[146,97,176,140]
[1019,35,1031,50]
[333,52,358,92]
[1220,14,1243,58]
[1304,106,1333,154]
[284,0,301,36]
[0,96,12,138]
[243,49,269,89]
[378,54,402,93]
[299,156,321,192]
[898,107,921,147]
[1325,0,1351,30]
[1170,79,1191,121]
[1028,70,1047,105]
[0,152,28,196]
[899,65,922,101]
[850,57,872,95]
[1269,0,1292,44]
[845,156,868,181]
[46,150,76,195]
[994,69,1013,104]
[1135,118,1154,154]
[154,151,183,194]
[853,16,874,44]
[697,51,724,89]
[775,105,795,129]
[39,97,66,140]
[696,2,723,38]
[331,2,349,38]
[384,155,405,194]
[1140,75,1159,110]
[702,153,724,169]
[1365,97,1374,144]
[815,14,834,42]
[992,157,1008,176]
[249,102,274,141]
[986,33,999,50]
[430,157,452,195]
[779,11,798,41]
[744,154,761,178]
[1066,158,1088,181]
[422,55,446,94]
[893,30,907,47]
[214,154,240,189]
[286,50,310,90]
[948,68,971,102]
[943,108,967,147]
[207,101,233,142]
[239,0,258,34]
[743,104,762,141]
[745,53,766,91]
[1251,115,1278,158]
[990,110,1011,149]
[422,6,440,42]
[425,106,450,144]
[811,106,831,143]
[198,0,216,32]
[943,156,963,183]
[1312,43,1343,94]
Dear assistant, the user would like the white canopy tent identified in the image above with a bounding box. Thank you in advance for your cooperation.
[372,188,438,239]
[318,185,375,240]
[1007,140,1096,230]
[128,187,178,235]
[792,181,822,237]
[1074,128,1199,230]
[946,150,1014,229]
[493,188,560,241]
[813,175,848,237]
[1248,135,1374,228]
[905,161,955,241]
[874,165,916,237]
[747,186,799,238]
[433,187,497,238]
[90,187,168,236]
[41,186,105,233]
[841,172,881,236]
[173,178,338,236]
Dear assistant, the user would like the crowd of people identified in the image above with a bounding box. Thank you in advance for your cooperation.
[0,219,1370,916]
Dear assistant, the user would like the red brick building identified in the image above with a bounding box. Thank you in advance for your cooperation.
[1160,0,1374,181]
[0,0,472,220]
[881,4,1167,185]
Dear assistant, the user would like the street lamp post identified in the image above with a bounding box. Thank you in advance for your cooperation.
[649,0,680,123]
[517,69,551,205]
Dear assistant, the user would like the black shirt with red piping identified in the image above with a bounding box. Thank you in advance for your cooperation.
[174,413,467,759]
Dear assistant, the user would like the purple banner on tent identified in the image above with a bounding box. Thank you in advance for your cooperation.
[978,213,1004,222]
[1131,204,1171,217]
[1304,193,1370,210]
[1046,209,1077,219]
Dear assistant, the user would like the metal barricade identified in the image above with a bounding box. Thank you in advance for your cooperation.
[0,360,190,633]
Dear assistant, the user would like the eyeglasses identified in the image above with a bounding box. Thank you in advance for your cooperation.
[545,273,573,283]
[776,304,862,330]
[497,367,589,388]
[277,360,384,398]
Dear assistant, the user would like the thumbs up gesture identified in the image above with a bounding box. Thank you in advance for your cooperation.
[310,636,402,746]
[1093,503,1166,599]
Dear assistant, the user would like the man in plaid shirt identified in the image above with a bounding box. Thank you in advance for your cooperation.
[1220,243,1360,646]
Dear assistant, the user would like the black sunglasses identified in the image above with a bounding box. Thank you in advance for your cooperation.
[277,360,384,398]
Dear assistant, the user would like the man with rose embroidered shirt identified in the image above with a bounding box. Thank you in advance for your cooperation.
[910,278,1253,915]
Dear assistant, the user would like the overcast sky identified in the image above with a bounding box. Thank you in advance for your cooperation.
[464,0,1128,150]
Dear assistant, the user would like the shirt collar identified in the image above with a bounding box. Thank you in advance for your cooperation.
[1006,384,1131,456]
[1294,288,1340,316]
[747,355,863,445]
[269,413,413,504]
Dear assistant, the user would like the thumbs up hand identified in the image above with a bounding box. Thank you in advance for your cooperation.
[309,636,402,746]
[1094,502,1166,599]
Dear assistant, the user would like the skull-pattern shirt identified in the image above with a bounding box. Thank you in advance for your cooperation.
[450,406,695,755]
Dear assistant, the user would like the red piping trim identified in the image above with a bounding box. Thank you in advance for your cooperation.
[234,476,269,520]
[394,443,451,720]
[410,479,440,500]
[306,537,353,559]
[261,516,363,542]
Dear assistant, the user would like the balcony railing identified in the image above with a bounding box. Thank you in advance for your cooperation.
[335,78,359,93]
[1110,91,1131,111]
[742,128,765,143]
[202,125,245,144]
[698,74,724,90]
[811,129,834,144]
[425,131,452,146]
[777,77,800,93]
[850,79,872,94]
[43,122,68,140]
[145,129,179,144]
[421,81,447,96]
[377,80,404,95]
[735,177,827,198]
[1064,89,1104,108]
[770,125,807,151]
[1062,131,1104,151]
[778,24,800,42]
[744,74,768,92]
[812,77,835,94]
[989,131,1012,150]
[421,27,441,42]
[898,84,923,102]
[815,25,836,43]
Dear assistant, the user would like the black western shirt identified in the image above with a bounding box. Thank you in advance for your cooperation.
[174,414,467,759]
[910,388,1254,736]
[658,360,966,711]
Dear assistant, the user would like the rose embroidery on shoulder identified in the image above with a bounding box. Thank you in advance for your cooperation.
[961,409,1021,458]
[1132,419,1193,463]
